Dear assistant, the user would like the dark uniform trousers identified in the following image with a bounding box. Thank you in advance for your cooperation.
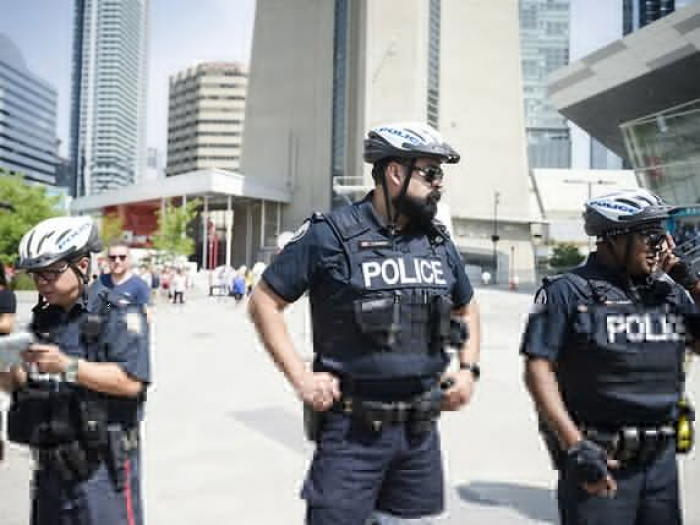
[31,449,143,525]
[303,412,444,525]
[558,441,681,525]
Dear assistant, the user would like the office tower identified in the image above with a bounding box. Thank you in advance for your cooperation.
[70,0,149,196]
[519,0,571,169]
[166,62,247,176]
[0,34,58,185]
[242,0,535,281]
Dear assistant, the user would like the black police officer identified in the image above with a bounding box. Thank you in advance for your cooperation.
[249,122,481,524]
[521,189,700,525]
[0,216,150,525]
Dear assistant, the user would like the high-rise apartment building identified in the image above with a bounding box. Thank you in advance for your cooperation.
[519,0,571,169]
[166,62,247,176]
[70,0,149,196]
[0,34,58,185]
[242,0,535,281]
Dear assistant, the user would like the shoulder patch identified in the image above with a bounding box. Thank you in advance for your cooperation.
[534,287,547,304]
[289,220,311,244]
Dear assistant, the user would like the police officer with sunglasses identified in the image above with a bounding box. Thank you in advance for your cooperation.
[249,122,480,524]
[521,189,700,525]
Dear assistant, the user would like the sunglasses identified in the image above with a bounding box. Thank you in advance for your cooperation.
[412,165,444,185]
[637,231,666,250]
[108,254,128,261]
[29,264,71,282]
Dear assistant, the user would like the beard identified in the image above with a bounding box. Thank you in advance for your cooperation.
[394,190,441,229]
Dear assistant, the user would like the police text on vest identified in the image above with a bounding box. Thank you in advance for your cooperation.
[362,258,446,288]
[606,313,685,343]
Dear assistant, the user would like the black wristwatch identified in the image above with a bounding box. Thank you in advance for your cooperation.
[459,362,481,381]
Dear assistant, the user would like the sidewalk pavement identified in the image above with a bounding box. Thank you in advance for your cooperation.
[1,286,699,524]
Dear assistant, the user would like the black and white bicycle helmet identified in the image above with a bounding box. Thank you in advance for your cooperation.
[364,122,460,165]
[583,189,675,237]
[17,216,102,270]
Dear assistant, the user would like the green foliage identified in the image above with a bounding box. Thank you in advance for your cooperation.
[11,272,36,291]
[549,242,585,269]
[152,199,200,263]
[99,213,125,246]
[0,171,60,266]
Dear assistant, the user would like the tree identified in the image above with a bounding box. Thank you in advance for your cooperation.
[0,171,60,265]
[549,242,584,269]
[99,212,125,246]
[152,199,200,263]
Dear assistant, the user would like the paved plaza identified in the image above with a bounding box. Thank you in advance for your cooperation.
[1,285,699,524]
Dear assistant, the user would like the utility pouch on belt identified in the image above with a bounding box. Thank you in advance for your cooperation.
[78,395,109,451]
[676,397,695,454]
[7,386,53,445]
[303,403,324,443]
[431,296,452,349]
[106,426,127,491]
[354,297,400,347]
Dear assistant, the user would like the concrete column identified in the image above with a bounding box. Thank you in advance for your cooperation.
[225,195,233,269]
[246,203,253,266]
[260,200,266,248]
[202,196,209,270]
[181,194,187,239]
[276,202,281,236]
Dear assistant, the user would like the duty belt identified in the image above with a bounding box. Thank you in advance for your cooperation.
[332,385,443,432]
[582,424,675,466]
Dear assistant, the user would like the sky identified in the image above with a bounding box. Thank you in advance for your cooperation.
[0,0,256,157]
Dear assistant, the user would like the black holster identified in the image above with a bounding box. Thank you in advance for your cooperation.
[106,426,127,491]
[303,403,324,443]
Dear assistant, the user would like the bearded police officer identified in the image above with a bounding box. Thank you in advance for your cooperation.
[0,216,150,524]
[249,122,481,524]
[521,189,699,525]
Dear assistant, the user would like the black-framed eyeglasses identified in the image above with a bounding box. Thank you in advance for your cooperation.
[29,264,71,282]
[412,165,444,185]
[108,254,128,262]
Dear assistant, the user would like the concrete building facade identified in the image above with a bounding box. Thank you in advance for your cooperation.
[0,34,58,185]
[70,0,149,196]
[242,0,536,283]
[166,62,248,177]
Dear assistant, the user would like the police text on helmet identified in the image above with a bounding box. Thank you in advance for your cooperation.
[362,258,446,288]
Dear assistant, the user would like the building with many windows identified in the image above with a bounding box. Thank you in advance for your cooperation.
[166,62,247,177]
[70,0,149,196]
[0,34,58,185]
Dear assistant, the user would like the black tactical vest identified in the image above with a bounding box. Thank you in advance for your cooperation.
[555,273,687,427]
[310,205,456,380]
[7,283,130,448]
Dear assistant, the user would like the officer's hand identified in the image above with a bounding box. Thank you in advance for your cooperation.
[440,369,474,411]
[566,439,619,497]
[295,371,341,412]
[22,343,70,375]
[658,234,679,274]
[582,460,619,498]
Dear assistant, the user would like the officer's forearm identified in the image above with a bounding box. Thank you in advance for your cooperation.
[524,357,582,449]
[74,360,144,398]
[248,283,309,390]
[458,299,480,365]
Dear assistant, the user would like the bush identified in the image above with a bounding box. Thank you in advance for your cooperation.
[549,242,584,269]
[11,272,36,291]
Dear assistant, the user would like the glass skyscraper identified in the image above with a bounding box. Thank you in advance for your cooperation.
[70,0,149,196]
[0,34,58,185]
[519,0,571,169]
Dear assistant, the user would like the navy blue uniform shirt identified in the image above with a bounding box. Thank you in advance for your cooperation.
[99,274,151,307]
[263,194,473,308]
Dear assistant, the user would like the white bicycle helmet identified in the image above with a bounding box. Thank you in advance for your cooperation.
[17,216,102,270]
[583,189,675,237]
[364,122,460,165]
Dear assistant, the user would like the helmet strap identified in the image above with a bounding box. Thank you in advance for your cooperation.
[69,260,90,303]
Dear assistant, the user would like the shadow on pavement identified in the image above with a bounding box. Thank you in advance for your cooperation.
[456,481,558,523]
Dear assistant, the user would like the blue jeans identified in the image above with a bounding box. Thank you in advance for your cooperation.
[31,450,143,525]
[303,411,444,525]
[558,441,682,525]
